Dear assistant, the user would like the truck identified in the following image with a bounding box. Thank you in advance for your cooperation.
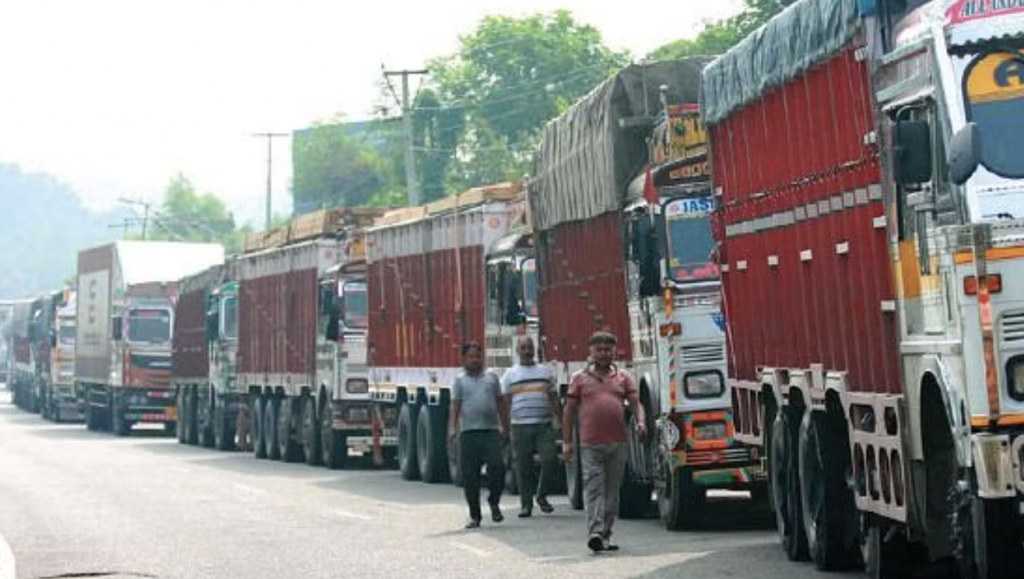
[0,300,13,384]
[231,208,383,467]
[366,183,534,484]
[8,299,34,410]
[700,0,1024,575]
[28,289,80,422]
[76,241,224,435]
[528,60,765,528]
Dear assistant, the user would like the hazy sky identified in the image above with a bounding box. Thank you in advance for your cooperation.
[0,0,743,228]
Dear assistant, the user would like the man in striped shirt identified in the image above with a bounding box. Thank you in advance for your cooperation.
[501,336,562,518]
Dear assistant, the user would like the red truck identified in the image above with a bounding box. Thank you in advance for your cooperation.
[366,183,532,484]
[703,0,1024,575]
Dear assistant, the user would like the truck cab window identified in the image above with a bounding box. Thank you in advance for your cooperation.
[341,282,368,330]
[221,295,238,340]
[127,308,171,344]
[520,258,538,319]
[663,196,719,283]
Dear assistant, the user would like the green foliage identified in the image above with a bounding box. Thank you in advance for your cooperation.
[647,0,799,60]
[413,10,628,194]
[291,119,397,212]
[143,173,239,252]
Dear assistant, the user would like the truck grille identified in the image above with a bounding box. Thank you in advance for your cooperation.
[1001,312,1024,344]
[681,344,725,365]
[687,447,753,467]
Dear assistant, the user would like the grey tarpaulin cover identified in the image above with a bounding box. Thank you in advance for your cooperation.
[529,59,710,232]
[700,0,863,126]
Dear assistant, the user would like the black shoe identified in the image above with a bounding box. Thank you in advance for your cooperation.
[588,535,604,552]
[536,496,554,514]
[465,518,481,529]
[518,508,532,518]
[490,504,504,523]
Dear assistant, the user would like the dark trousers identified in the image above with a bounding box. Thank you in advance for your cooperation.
[511,423,558,509]
[460,429,505,520]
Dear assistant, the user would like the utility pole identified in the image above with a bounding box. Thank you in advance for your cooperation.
[383,67,428,206]
[252,132,289,230]
[117,197,152,240]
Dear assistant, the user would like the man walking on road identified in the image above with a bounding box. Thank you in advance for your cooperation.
[448,342,509,529]
[563,331,646,552]
[501,336,561,518]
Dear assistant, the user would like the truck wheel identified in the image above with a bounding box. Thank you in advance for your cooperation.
[213,396,235,451]
[961,497,1024,579]
[185,388,199,445]
[198,391,215,448]
[86,404,98,432]
[112,396,131,437]
[175,389,186,443]
[618,462,653,520]
[252,396,267,459]
[770,409,809,561]
[799,410,859,570]
[397,403,421,481]
[448,435,463,487]
[861,519,910,579]
[277,397,304,463]
[302,397,322,466]
[320,399,347,469]
[264,397,282,460]
[658,465,703,530]
[565,423,583,510]
[415,405,449,484]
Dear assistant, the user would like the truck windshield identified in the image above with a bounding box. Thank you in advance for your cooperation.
[342,282,368,329]
[664,196,719,284]
[58,323,75,345]
[521,258,539,318]
[127,308,171,343]
[962,49,1024,179]
[221,295,238,340]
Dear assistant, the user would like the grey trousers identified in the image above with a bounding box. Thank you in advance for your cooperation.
[580,442,628,538]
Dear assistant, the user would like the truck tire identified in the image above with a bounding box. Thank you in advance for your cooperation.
[185,387,199,445]
[861,519,910,579]
[618,462,653,519]
[112,395,131,437]
[961,497,1024,579]
[176,389,187,443]
[397,403,420,481]
[277,397,304,463]
[213,396,235,451]
[415,405,449,484]
[198,390,215,448]
[320,399,347,469]
[658,465,703,530]
[264,397,282,460]
[302,396,322,466]
[86,404,98,432]
[770,409,809,561]
[565,423,583,510]
[798,410,859,570]
[252,396,268,459]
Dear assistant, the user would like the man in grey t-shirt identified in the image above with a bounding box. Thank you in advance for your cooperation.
[448,341,509,528]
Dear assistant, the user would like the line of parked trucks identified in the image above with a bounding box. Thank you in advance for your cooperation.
[3,1,1023,577]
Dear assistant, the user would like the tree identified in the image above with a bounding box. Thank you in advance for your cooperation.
[291,118,397,212]
[647,0,799,60]
[412,10,628,194]
[144,173,239,252]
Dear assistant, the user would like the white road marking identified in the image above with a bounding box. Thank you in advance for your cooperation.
[449,540,490,558]
[0,530,16,579]
[333,509,372,521]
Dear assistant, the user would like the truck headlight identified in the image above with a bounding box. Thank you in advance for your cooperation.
[684,371,724,399]
[346,378,369,394]
[1007,356,1024,401]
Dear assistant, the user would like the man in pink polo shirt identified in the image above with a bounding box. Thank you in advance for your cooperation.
[563,330,646,552]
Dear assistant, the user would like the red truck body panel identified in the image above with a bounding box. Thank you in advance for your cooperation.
[172,286,210,380]
[369,246,485,369]
[237,269,319,376]
[712,47,900,395]
[537,212,633,363]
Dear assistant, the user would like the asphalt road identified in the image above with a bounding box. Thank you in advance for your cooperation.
[0,391,863,579]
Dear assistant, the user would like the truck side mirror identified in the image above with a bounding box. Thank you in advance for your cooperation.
[632,217,661,298]
[894,120,933,186]
[948,122,982,186]
[111,316,123,341]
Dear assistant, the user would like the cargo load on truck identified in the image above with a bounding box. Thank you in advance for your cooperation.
[702,0,1024,575]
